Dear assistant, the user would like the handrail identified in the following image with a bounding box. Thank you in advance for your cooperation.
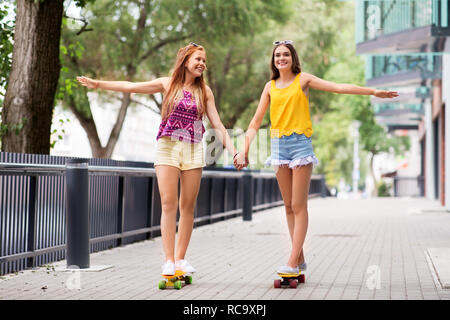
[0,160,327,271]
[0,162,272,178]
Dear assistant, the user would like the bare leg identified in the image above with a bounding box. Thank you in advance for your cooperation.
[276,166,306,266]
[176,167,203,260]
[155,165,181,262]
[287,164,312,268]
[275,166,294,239]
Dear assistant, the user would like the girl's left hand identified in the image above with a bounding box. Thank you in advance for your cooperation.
[374,90,398,99]
[234,152,249,171]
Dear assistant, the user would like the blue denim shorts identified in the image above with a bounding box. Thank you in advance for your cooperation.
[266,133,318,168]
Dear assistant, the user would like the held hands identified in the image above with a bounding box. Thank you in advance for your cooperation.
[374,90,398,99]
[76,76,98,89]
[233,152,249,171]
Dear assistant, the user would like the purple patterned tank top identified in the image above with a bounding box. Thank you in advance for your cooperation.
[156,90,205,143]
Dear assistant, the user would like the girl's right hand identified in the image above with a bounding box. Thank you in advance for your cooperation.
[234,152,249,171]
[76,76,98,89]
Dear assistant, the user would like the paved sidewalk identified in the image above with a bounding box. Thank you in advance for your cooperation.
[1,197,450,300]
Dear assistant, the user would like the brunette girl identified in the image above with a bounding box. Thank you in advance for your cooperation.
[235,40,397,275]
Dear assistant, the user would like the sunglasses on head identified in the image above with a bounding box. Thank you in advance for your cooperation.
[273,40,293,45]
[189,42,200,47]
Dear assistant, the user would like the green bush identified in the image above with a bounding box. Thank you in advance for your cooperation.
[377,180,391,197]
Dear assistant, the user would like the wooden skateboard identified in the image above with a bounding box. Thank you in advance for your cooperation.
[158,270,193,290]
[274,272,305,288]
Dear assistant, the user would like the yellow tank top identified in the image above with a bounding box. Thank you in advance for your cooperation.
[270,73,313,138]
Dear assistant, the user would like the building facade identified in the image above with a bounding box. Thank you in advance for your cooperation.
[355,0,450,206]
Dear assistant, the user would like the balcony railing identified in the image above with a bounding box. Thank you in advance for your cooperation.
[365,54,441,81]
[356,0,449,44]
[373,103,423,114]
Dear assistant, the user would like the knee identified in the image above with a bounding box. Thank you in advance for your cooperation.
[291,201,307,215]
[179,200,196,214]
[284,203,294,215]
[161,197,178,215]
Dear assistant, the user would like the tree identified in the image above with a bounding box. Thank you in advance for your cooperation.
[60,0,289,158]
[356,101,410,196]
[0,2,14,146]
[0,1,14,97]
[1,0,93,154]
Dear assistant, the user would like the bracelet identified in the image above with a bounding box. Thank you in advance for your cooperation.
[233,152,239,160]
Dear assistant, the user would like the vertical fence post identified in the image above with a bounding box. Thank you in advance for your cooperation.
[320,176,327,198]
[65,159,90,269]
[117,176,124,247]
[26,176,37,269]
[242,172,253,221]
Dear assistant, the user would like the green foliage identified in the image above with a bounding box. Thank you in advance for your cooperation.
[354,98,410,158]
[73,0,96,7]
[0,1,14,95]
[50,117,70,149]
[0,117,28,138]
[377,180,391,197]
[59,0,291,157]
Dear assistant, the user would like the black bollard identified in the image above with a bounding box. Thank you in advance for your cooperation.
[65,158,90,269]
[320,176,327,198]
[242,172,253,221]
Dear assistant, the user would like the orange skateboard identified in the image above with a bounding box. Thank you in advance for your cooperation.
[274,272,305,288]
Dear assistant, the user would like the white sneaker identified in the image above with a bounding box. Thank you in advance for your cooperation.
[277,265,300,275]
[175,259,196,273]
[161,261,175,276]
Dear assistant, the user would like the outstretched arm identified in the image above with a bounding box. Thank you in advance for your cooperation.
[303,72,398,98]
[76,76,170,95]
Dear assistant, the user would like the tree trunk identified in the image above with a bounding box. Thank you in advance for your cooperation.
[103,92,131,158]
[1,0,63,154]
[67,96,105,158]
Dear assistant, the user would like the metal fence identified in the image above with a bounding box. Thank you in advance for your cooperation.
[0,152,327,276]
[393,176,425,197]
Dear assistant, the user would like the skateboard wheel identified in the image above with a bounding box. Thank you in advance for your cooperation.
[298,274,305,283]
[289,279,297,289]
[158,280,166,290]
[185,275,193,285]
[274,279,282,288]
[174,280,182,290]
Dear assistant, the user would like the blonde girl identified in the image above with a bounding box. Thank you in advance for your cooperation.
[78,42,239,276]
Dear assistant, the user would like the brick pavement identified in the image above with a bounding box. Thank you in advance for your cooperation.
[1,197,450,300]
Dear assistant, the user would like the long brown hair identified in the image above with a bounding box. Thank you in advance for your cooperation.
[161,44,207,121]
[270,44,301,80]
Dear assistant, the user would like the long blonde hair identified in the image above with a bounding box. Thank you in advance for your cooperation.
[161,44,207,121]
